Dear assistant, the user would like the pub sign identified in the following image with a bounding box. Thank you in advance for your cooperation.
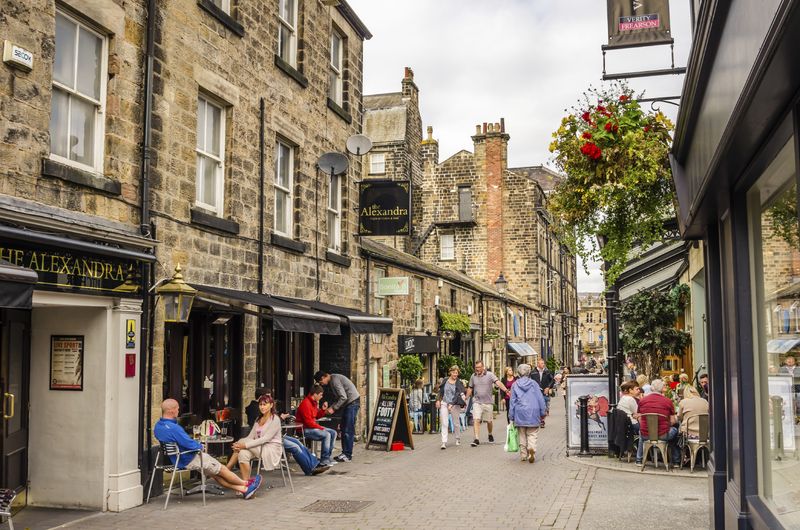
[358,180,411,236]
[606,0,672,48]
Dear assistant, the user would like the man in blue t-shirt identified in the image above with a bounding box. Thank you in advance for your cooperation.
[154,399,262,500]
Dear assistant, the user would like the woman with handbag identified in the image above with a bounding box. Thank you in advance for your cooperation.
[435,365,467,450]
[226,394,283,481]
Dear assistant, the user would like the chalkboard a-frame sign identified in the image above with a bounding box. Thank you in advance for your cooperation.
[366,388,415,451]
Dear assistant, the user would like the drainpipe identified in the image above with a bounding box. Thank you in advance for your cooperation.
[364,255,371,432]
[257,98,266,386]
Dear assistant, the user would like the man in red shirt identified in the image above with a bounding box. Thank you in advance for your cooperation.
[636,379,680,465]
[296,385,337,466]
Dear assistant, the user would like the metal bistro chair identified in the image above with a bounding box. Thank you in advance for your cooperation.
[0,488,17,530]
[254,439,295,493]
[639,413,671,471]
[146,442,206,509]
[683,413,710,472]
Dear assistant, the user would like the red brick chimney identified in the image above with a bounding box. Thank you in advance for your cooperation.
[401,67,418,103]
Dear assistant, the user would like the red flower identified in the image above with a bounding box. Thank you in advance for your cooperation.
[619,95,629,102]
[613,124,619,133]
[582,132,592,139]
[581,111,591,122]
[597,105,607,114]
[604,122,613,132]
[644,125,651,132]
[580,142,602,160]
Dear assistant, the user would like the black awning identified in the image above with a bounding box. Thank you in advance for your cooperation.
[190,285,341,335]
[275,296,393,334]
[0,260,37,309]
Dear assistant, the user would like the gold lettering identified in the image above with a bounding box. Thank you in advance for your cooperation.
[93,262,104,279]
[70,260,82,276]
[113,264,124,281]
[0,248,11,262]
[57,256,71,275]
[28,252,39,270]
[49,255,59,274]
[104,263,113,279]
[12,249,24,266]
[81,259,93,278]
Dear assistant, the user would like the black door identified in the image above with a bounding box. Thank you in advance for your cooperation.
[0,309,30,503]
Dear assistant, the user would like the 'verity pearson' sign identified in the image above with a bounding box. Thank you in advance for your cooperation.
[358,180,411,236]
[606,0,672,48]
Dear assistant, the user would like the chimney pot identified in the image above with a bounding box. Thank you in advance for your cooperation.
[500,118,505,132]
[483,122,488,134]
[404,67,414,80]
[427,126,433,141]
[475,125,481,135]
[494,122,500,133]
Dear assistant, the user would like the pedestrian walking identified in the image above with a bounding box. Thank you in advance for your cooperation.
[500,366,516,421]
[466,360,510,446]
[530,358,554,428]
[508,363,546,463]
[435,365,467,449]
[315,370,360,463]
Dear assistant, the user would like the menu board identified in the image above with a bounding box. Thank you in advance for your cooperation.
[367,388,414,451]
[50,335,84,391]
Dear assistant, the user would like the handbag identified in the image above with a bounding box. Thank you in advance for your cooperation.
[504,422,519,453]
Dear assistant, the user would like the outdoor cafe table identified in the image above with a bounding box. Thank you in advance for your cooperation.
[186,436,234,496]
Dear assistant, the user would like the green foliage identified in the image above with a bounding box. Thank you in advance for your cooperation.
[619,284,692,380]
[548,83,676,287]
[439,311,471,333]
[397,354,424,386]
[545,356,559,373]
[437,355,472,380]
[767,183,800,249]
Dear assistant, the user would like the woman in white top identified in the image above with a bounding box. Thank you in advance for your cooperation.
[617,380,641,435]
[225,394,283,480]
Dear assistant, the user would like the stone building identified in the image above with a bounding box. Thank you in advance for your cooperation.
[577,292,606,361]
[362,69,578,366]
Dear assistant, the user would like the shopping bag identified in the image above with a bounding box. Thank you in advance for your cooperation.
[504,423,519,453]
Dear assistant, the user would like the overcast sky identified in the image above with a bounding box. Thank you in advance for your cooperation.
[348,0,692,293]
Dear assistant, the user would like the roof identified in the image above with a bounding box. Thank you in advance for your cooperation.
[364,92,405,110]
[359,238,535,309]
[364,105,407,143]
[509,165,564,192]
[336,1,372,40]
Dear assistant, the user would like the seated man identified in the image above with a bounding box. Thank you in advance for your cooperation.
[296,385,337,466]
[154,399,262,500]
[636,380,680,465]
[282,434,329,476]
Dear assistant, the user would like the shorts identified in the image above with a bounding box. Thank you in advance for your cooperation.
[186,452,221,477]
[471,402,494,422]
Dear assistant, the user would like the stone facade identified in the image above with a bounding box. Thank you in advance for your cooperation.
[578,292,607,359]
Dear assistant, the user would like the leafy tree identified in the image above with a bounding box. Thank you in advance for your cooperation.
[619,284,691,381]
[437,355,472,381]
[397,354,423,387]
[545,356,559,373]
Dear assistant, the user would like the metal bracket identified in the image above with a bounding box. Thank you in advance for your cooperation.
[601,40,686,81]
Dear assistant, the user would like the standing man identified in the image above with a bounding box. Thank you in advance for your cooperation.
[531,357,555,428]
[315,370,360,463]
[466,360,510,447]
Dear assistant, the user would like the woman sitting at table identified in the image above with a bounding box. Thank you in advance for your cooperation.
[226,394,282,481]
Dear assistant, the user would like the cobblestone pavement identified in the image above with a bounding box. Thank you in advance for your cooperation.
[63,397,709,530]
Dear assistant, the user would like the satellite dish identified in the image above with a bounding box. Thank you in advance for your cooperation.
[317,152,349,175]
[346,134,373,156]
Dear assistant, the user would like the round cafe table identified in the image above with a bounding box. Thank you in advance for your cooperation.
[185,436,234,497]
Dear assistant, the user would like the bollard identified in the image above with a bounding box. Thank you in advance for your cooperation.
[578,395,592,457]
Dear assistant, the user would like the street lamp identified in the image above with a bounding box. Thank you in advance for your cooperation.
[157,264,197,323]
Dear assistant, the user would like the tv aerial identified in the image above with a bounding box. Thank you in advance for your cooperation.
[346,134,373,156]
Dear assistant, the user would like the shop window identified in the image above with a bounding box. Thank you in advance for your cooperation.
[748,135,800,524]
[50,10,107,172]
[274,140,294,236]
[440,232,455,261]
[413,277,423,330]
[278,0,298,67]
[369,152,385,175]
[195,95,226,215]
[327,172,341,252]
[328,30,344,106]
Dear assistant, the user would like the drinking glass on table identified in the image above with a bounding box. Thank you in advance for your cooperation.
[221,425,228,437]
[192,425,201,439]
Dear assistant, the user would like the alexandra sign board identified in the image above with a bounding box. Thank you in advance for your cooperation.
[0,241,141,296]
[606,0,671,48]
[358,180,411,236]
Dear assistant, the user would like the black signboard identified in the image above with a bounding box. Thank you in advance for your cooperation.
[367,388,414,451]
[0,240,141,296]
[358,180,411,236]
[606,0,672,48]
[398,334,439,354]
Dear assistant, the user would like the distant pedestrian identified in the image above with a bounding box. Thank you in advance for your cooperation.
[626,361,637,381]
[466,361,510,446]
[315,370,360,463]
[409,379,425,433]
[500,366,516,420]
[530,358,555,428]
[436,365,467,449]
[508,363,546,463]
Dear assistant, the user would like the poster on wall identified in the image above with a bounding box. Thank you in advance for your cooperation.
[565,375,609,450]
[768,375,797,453]
[50,335,84,391]
[606,0,672,48]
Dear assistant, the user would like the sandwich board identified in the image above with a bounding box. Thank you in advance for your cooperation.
[366,388,415,451]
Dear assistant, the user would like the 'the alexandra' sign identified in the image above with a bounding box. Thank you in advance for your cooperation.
[358,180,411,236]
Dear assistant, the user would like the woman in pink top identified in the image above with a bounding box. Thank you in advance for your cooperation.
[225,394,283,480]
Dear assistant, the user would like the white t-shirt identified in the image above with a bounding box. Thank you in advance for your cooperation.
[618,395,639,424]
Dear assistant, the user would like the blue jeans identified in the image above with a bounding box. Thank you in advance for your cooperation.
[304,427,337,464]
[341,400,359,458]
[283,435,319,476]
[637,425,679,464]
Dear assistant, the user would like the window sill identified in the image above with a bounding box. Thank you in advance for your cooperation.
[41,158,121,195]
[190,207,240,235]
[271,232,308,254]
[274,55,308,88]
[326,98,352,124]
[197,0,245,37]
[325,250,351,267]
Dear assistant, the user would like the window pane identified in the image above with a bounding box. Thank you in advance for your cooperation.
[331,34,341,69]
[275,189,287,234]
[54,14,76,88]
[370,153,385,174]
[206,103,221,156]
[277,143,291,188]
[327,210,337,250]
[329,175,339,210]
[69,96,95,166]
[201,156,217,207]
[49,89,70,158]
[196,99,205,149]
[76,27,102,99]
[279,25,292,63]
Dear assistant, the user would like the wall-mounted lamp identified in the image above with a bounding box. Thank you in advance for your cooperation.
[494,272,508,295]
[157,264,197,323]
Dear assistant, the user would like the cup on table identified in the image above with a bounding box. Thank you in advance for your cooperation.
[221,426,227,437]
[192,425,201,439]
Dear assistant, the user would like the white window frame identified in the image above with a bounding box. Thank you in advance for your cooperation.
[278,0,298,67]
[195,95,226,215]
[50,9,108,174]
[212,0,231,13]
[373,267,386,316]
[588,329,594,343]
[329,31,344,105]
[274,140,294,237]
[327,172,342,252]
[369,152,385,175]
[413,277,423,330]
[440,232,455,261]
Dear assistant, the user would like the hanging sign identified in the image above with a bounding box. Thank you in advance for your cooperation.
[398,334,439,354]
[50,335,84,391]
[358,180,411,236]
[366,388,415,451]
[377,276,409,296]
[606,0,672,48]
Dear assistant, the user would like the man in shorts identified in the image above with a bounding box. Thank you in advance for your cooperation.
[154,399,262,500]
[466,361,511,446]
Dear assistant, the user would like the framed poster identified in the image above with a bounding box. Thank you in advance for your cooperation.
[50,335,84,390]
[565,375,609,450]
[768,375,796,453]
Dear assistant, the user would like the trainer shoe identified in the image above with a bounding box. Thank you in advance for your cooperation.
[487,434,495,443]
[312,464,331,475]
[470,439,480,447]
[528,448,535,463]
[243,475,262,500]
[334,454,351,463]
[440,443,446,450]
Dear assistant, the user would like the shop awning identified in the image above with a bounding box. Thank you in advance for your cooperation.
[767,338,800,354]
[507,342,538,357]
[0,260,37,309]
[191,285,341,335]
[275,296,393,334]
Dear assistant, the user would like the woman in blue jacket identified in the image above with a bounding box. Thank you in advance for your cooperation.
[508,363,547,463]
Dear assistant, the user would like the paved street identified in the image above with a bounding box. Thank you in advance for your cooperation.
[63,398,709,530]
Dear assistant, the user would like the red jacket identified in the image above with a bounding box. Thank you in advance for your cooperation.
[296,395,326,430]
